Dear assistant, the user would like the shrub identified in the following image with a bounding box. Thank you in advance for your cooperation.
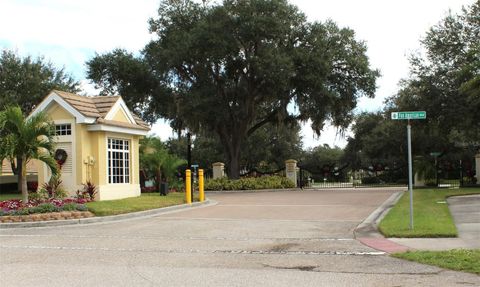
[75,204,88,211]
[14,208,31,216]
[28,191,45,202]
[83,181,97,200]
[168,180,185,192]
[141,186,157,193]
[361,176,382,184]
[76,181,97,201]
[204,177,228,191]
[42,175,67,199]
[204,176,295,191]
[35,203,60,213]
[395,179,408,185]
[425,181,437,187]
[61,203,78,211]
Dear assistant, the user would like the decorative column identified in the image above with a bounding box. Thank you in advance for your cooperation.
[285,159,298,187]
[475,153,480,184]
[212,162,225,179]
[414,172,425,187]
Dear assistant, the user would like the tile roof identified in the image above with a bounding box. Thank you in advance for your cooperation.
[132,114,150,129]
[52,90,150,131]
[54,90,101,118]
[91,95,121,117]
[96,118,150,131]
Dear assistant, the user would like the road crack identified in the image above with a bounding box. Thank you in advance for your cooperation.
[262,263,443,275]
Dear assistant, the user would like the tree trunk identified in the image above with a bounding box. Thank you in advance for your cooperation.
[156,168,163,193]
[226,140,242,179]
[14,156,20,192]
[217,122,246,180]
[19,156,28,203]
[228,153,240,179]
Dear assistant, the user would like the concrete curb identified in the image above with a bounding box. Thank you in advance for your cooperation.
[206,186,406,194]
[354,191,404,238]
[0,199,217,229]
[206,188,301,194]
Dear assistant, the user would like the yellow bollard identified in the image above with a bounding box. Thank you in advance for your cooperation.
[199,169,204,202]
[185,169,192,204]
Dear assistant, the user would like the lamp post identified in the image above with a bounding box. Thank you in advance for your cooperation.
[187,132,191,168]
[186,132,193,202]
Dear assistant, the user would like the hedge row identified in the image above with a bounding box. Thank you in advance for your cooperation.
[204,176,295,191]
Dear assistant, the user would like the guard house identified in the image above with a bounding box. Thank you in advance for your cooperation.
[30,90,150,200]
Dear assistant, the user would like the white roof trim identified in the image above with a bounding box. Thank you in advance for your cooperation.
[86,124,148,136]
[104,98,136,124]
[28,91,96,124]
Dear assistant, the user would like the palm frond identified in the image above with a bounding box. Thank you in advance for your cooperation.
[1,105,57,175]
[33,153,59,176]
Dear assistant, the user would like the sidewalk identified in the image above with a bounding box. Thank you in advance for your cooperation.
[389,194,480,251]
[356,193,480,253]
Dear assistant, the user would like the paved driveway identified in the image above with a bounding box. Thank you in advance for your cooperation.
[1,189,478,286]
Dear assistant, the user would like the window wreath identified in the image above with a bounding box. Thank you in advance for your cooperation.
[54,149,68,166]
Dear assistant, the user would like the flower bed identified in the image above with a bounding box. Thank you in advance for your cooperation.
[0,198,90,217]
[0,211,94,223]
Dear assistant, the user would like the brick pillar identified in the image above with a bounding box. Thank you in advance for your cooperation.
[475,153,480,184]
[285,159,298,187]
[212,162,225,179]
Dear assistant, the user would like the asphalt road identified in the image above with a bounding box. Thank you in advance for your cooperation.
[1,189,478,286]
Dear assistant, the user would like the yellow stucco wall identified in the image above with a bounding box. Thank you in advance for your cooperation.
[75,130,142,200]
[75,123,100,186]
[111,108,131,123]
[49,104,73,120]
[90,131,107,185]
[95,132,140,200]
[38,103,76,193]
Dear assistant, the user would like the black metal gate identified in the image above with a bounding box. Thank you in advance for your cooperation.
[431,157,477,188]
[298,162,408,188]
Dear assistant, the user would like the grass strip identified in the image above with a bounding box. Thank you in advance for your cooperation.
[379,188,480,237]
[0,193,22,201]
[393,249,480,274]
[86,192,189,216]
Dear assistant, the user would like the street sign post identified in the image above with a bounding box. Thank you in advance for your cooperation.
[392,111,426,230]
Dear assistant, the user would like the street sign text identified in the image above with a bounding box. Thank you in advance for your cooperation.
[391,111,426,120]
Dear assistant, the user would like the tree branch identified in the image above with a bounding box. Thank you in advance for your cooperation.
[247,109,280,136]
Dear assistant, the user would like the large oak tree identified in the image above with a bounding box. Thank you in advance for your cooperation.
[87,0,379,178]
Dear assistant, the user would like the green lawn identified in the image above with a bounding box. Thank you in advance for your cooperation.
[379,188,480,237]
[86,192,190,216]
[393,249,480,274]
[0,193,21,201]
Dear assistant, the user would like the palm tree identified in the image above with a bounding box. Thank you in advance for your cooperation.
[162,153,187,181]
[0,106,58,202]
[140,136,186,192]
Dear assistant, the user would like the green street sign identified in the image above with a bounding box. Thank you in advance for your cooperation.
[391,111,426,120]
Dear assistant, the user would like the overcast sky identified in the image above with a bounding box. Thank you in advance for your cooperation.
[0,0,474,148]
